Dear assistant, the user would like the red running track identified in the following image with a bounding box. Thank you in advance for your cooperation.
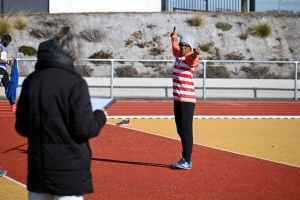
[1,100,300,118]
[1,100,300,199]
[1,120,300,200]
[106,101,300,116]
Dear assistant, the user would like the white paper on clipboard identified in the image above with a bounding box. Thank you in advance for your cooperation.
[90,98,115,111]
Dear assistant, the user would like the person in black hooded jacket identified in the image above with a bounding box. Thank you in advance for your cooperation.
[15,27,107,200]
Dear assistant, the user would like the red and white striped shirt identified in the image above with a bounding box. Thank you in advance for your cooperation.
[172,41,199,103]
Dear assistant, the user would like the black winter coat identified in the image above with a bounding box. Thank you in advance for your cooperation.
[15,39,106,196]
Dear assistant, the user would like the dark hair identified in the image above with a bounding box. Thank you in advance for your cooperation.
[2,34,12,41]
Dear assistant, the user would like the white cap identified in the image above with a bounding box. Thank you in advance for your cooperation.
[179,35,194,49]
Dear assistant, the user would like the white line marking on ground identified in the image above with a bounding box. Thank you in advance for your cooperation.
[4,176,26,187]
[107,115,300,119]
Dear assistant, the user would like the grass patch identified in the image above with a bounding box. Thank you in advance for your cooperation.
[188,13,205,26]
[0,16,14,36]
[251,22,273,38]
[13,14,28,30]
[18,46,37,56]
[200,43,211,52]
[216,22,232,31]
[80,29,106,43]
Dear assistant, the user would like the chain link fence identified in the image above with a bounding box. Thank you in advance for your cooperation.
[201,60,299,99]
[1,59,299,101]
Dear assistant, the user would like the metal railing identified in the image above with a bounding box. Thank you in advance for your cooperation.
[1,58,299,101]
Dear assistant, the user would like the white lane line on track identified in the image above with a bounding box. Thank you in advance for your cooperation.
[4,176,26,187]
[107,115,300,119]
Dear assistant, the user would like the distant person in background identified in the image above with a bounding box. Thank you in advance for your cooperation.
[0,34,16,111]
[15,27,107,200]
[170,27,200,170]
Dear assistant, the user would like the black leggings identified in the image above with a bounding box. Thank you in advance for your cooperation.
[0,68,13,105]
[174,101,195,162]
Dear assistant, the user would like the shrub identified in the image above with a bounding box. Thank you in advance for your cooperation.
[40,16,74,28]
[136,41,147,48]
[80,29,106,43]
[30,28,54,39]
[200,43,211,52]
[125,39,133,48]
[144,62,159,69]
[18,46,37,56]
[132,31,142,40]
[193,69,203,78]
[14,14,28,30]
[206,66,231,78]
[225,52,245,60]
[143,62,169,75]
[139,71,157,78]
[251,22,273,38]
[89,50,113,59]
[152,35,161,44]
[158,68,173,78]
[146,24,156,28]
[88,50,113,65]
[74,65,94,77]
[115,65,139,77]
[0,16,14,36]
[216,22,232,31]
[149,47,165,56]
[188,14,205,26]
[241,66,278,79]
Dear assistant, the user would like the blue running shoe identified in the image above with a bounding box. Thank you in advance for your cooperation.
[171,158,192,169]
[0,170,7,177]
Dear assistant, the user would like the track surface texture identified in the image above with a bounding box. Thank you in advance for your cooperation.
[0,100,300,200]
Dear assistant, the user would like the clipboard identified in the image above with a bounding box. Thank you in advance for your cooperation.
[90,98,116,111]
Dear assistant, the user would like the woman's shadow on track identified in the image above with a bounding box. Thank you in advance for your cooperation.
[92,158,171,168]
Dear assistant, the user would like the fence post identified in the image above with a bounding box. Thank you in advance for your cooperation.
[241,0,247,13]
[203,60,207,100]
[294,61,298,100]
[110,59,114,99]
[165,87,168,98]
